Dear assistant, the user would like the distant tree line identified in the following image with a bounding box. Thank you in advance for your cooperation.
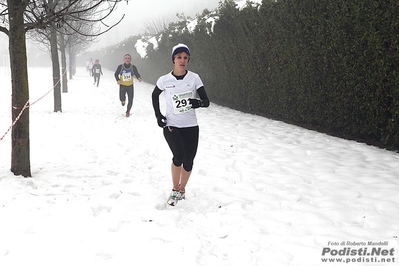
[93,0,399,151]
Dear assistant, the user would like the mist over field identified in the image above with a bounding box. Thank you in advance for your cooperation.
[0,0,221,67]
[97,0,221,48]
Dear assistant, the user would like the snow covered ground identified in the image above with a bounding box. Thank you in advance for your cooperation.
[0,67,398,266]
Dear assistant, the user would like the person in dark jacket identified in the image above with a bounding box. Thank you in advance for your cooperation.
[92,59,103,87]
[114,54,142,117]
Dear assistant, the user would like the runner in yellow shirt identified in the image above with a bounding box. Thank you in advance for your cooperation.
[114,54,142,117]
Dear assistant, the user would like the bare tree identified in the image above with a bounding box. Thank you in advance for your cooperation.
[29,1,103,98]
[143,16,171,35]
[0,0,126,177]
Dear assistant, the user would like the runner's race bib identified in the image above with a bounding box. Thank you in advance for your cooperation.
[172,91,194,114]
[122,72,132,81]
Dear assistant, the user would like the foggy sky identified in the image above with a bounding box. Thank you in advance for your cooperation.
[0,0,221,67]
[96,0,221,49]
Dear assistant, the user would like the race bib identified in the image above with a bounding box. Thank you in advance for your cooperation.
[95,69,100,74]
[122,72,132,81]
[172,91,194,114]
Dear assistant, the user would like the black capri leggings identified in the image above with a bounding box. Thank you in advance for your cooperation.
[163,126,199,172]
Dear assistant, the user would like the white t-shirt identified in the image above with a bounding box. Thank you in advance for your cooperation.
[156,71,204,128]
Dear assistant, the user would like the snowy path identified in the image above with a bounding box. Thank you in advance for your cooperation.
[1,67,398,266]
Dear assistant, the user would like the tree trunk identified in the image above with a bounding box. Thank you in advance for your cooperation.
[59,33,68,93]
[8,0,31,177]
[50,25,62,112]
[68,44,76,79]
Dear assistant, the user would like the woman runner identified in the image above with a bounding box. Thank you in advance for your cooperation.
[151,43,210,206]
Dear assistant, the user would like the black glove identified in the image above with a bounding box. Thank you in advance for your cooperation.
[156,114,167,127]
[189,98,202,109]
